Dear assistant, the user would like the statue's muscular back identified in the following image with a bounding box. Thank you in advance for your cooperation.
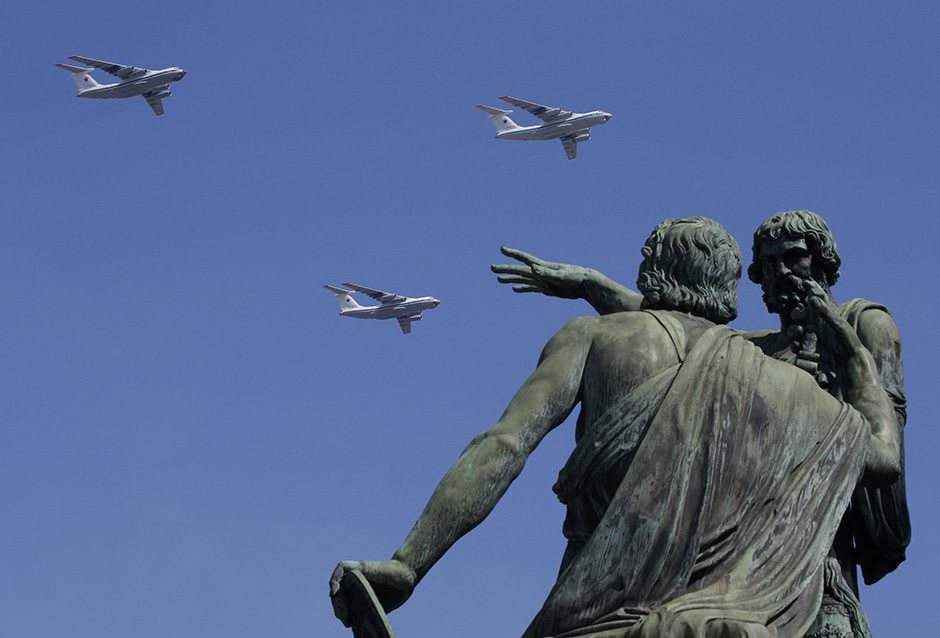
[575,310,715,438]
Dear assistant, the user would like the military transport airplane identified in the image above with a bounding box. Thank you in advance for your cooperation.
[56,55,186,116]
[476,95,612,160]
[324,283,440,335]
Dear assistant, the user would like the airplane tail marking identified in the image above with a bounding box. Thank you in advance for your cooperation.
[324,285,364,311]
[56,63,102,93]
[476,104,521,132]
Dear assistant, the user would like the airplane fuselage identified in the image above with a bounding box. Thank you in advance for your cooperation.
[340,297,440,320]
[496,111,611,141]
[78,67,187,99]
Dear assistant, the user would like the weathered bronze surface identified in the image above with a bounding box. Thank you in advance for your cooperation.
[331,214,905,638]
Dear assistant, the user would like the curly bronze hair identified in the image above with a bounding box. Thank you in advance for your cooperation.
[747,210,841,287]
[637,217,741,324]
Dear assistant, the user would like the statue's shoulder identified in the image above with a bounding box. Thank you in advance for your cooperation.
[599,309,720,360]
[742,328,775,339]
[547,314,601,344]
[838,297,889,323]
[838,298,899,343]
[593,309,660,331]
[592,310,682,347]
[740,329,778,353]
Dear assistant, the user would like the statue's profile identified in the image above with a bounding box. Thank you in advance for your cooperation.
[330,216,902,638]
[491,211,910,638]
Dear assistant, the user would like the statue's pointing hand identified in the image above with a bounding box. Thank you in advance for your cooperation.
[491,246,590,298]
[329,559,416,626]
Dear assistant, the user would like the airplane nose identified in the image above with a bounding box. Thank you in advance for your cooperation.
[178,69,187,79]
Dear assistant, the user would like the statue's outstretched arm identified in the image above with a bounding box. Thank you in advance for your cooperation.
[491,247,642,315]
[330,317,595,623]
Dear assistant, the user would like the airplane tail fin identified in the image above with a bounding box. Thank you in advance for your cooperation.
[56,63,101,93]
[324,285,363,311]
[476,104,521,132]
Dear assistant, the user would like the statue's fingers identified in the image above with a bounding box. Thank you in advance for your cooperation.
[512,285,542,293]
[786,274,806,292]
[804,279,827,297]
[329,565,351,625]
[330,560,360,595]
[491,264,532,276]
[532,262,561,275]
[808,295,836,320]
[330,564,346,596]
[331,592,350,626]
[500,246,544,266]
[497,275,534,285]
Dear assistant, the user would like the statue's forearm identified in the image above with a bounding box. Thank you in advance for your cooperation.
[392,430,526,583]
[582,269,643,315]
[391,317,589,586]
[841,344,901,485]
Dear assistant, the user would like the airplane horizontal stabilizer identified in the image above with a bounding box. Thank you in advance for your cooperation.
[475,104,512,116]
[324,284,353,295]
[56,63,93,73]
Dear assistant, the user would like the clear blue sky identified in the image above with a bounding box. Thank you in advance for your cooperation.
[1,2,937,636]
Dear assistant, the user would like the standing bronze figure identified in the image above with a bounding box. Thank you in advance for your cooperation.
[490,211,910,637]
[331,216,903,638]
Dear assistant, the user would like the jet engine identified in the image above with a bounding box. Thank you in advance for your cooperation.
[572,132,591,143]
[152,89,172,99]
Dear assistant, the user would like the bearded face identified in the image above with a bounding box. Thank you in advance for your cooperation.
[755,237,821,316]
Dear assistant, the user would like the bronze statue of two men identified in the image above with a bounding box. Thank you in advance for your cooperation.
[331,211,909,638]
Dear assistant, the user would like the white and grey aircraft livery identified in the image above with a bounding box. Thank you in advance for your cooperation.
[325,283,440,335]
[56,55,186,116]
[476,95,612,160]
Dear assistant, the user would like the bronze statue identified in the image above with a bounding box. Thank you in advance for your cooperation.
[330,216,902,638]
[490,210,910,638]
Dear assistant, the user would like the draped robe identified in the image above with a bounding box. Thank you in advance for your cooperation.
[523,315,869,638]
[747,299,909,638]
[837,300,909,587]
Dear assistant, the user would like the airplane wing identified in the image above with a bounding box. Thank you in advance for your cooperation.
[499,95,571,123]
[560,135,578,160]
[69,55,147,80]
[143,89,166,116]
[341,282,407,305]
[397,315,422,335]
